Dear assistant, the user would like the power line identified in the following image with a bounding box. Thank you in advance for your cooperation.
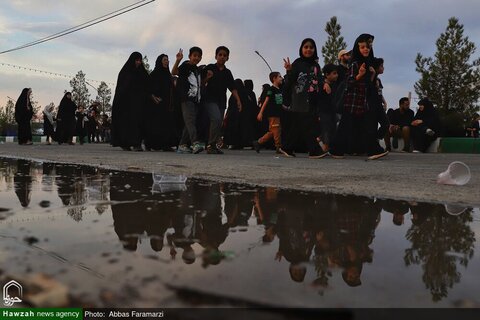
[9,0,151,52]
[0,62,116,86]
[0,0,156,55]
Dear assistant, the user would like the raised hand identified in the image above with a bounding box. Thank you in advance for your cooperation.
[283,57,292,71]
[358,63,367,77]
[175,48,183,62]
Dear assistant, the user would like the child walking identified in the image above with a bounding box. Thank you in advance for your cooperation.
[330,34,388,160]
[317,63,339,153]
[282,38,327,158]
[203,46,243,154]
[172,47,204,154]
[253,72,285,154]
[75,105,87,145]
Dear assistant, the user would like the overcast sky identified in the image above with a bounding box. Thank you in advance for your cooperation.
[1,0,479,111]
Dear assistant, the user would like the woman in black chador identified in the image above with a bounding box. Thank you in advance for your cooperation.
[56,92,77,144]
[411,98,441,152]
[224,79,248,148]
[14,88,34,145]
[111,51,149,151]
[144,54,176,151]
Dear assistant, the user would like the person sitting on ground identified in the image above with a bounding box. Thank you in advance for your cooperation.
[411,98,441,153]
[384,97,414,152]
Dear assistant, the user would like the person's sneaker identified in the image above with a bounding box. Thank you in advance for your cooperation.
[132,145,143,152]
[367,150,389,160]
[426,128,435,136]
[412,150,421,153]
[252,141,261,153]
[308,151,329,159]
[207,144,224,154]
[192,142,204,154]
[177,145,192,154]
[392,137,398,149]
[279,149,295,157]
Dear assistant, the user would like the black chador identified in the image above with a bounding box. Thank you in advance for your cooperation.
[111,51,149,151]
[14,88,34,145]
[56,92,77,144]
[144,54,176,151]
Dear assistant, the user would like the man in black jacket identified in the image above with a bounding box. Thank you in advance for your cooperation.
[384,97,414,152]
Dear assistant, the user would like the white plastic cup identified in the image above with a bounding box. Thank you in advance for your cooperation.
[437,161,471,186]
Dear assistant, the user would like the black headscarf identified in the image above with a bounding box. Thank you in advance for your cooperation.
[119,51,145,74]
[149,54,172,100]
[351,33,375,66]
[417,98,435,116]
[59,92,72,106]
[57,92,77,121]
[298,38,319,62]
[154,54,169,72]
[15,88,32,121]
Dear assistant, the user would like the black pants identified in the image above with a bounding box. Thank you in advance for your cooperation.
[411,125,436,152]
[331,112,384,156]
[17,120,32,144]
[283,112,321,155]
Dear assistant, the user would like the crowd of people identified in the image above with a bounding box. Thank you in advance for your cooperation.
[14,34,460,157]
[14,89,111,145]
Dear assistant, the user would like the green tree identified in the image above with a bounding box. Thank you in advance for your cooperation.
[29,92,41,122]
[3,99,16,124]
[321,16,347,65]
[415,17,480,121]
[0,100,15,134]
[95,81,112,114]
[70,70,91,108]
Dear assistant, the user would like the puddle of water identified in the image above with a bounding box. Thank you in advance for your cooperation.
[0,157,479,308]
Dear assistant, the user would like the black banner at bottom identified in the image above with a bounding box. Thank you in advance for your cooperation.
[83,308,480,320]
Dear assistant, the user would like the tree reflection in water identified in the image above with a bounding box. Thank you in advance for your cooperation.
[404,203,475,302]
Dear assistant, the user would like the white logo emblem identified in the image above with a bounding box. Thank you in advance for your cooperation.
[3,280,23,306]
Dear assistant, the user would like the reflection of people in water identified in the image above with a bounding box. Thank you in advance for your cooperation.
[332,196,380,287]
[253,187,279,243]
[167,212,200,264]
[55,164,93,221]
[55,165,76,206]
[379,199,410,226]
[14,159,32,207]
[198,184,229,268]
[276,194,315,283]
[111,171,182,253]
[224,184,254,230]
[111,171,155,251]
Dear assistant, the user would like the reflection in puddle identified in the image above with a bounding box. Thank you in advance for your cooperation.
[0,158,479,308]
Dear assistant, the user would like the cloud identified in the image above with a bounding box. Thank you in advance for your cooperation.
[1,0,479,109]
